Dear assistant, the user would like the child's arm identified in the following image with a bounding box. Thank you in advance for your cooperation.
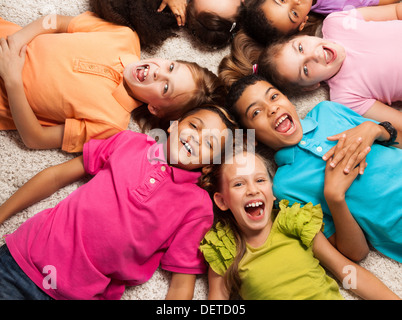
[0,156,85,225]
[323,118,401,174]
[0,37,64,149]
[363,101,402,143]
[7,15,74,51]
[378,0,401,4]
[313,232,400,300]
[324,145,370,262]
[165,273,196,299]
[358,3,402,21]
[207,267,229,300]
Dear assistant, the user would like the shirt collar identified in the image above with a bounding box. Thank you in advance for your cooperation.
[147,142,201,184]
[112,54,143,113]
[274,117,318,166]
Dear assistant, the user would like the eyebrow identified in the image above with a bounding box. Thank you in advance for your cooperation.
[244,87,274,118]
[272,0,296,23]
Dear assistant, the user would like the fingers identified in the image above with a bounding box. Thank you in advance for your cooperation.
[326,134,347,168]
[157,1,168,12]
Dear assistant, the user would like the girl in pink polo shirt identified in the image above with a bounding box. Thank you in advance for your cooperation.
[0,12,224,153]
[245,4,402,134]
[0,104,237,300]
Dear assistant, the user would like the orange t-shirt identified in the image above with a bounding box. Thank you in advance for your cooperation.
[0,12,142,152]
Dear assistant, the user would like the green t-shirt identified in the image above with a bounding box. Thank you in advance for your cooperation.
[200,200,344,300]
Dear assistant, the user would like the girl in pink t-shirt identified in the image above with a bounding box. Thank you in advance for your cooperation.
[0,104,237,300]
[257,4,402,133]
[240,0,398,45]
[0,12,224,153]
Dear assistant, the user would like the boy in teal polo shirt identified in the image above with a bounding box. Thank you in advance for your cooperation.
[226,75,402,263]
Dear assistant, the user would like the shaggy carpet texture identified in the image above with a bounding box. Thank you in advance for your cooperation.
[0,0,400,300]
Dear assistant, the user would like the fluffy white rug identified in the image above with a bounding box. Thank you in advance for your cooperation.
[0,0,400,300]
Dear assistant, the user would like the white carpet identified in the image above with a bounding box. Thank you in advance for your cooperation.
[0,0,400,300]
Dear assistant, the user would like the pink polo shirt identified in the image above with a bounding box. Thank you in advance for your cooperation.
[6,131,213,300]
[323,10,402,115]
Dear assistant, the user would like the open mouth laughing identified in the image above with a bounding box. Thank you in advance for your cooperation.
[275,114,296,134]
[180,138,193,156]
[135,65,150,82]
[323,46,336,64]
[244,200,265,220]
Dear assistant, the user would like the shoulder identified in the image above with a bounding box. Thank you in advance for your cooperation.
[275,200,324,248]
[307,101,359,121]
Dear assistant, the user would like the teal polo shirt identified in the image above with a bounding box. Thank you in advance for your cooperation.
[273,101,402,262]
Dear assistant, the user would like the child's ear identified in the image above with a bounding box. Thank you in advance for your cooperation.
[298,15,309,32]
[302,82,321,91]
[213,192,229,211]
[148,104,158,116]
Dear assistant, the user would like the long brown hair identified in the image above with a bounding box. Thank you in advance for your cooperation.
[132,60,227,133]
[218,30,264,89]
[199,148,273,299]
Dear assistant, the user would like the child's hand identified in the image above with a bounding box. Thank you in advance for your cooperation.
[0,37,27,85]
[322,122,376,175]
[324,140,369,201]
[157,0,187,26]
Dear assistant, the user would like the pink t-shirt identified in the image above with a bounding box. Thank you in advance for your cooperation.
[5,131,213,300]
[322,10,402,115]
[311,0,379,15]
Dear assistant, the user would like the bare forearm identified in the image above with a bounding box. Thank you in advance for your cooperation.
[0,156,85,224]
[10,15,73,45]
[4,79,64,149]
[166,273,196,300]
[346,263,400,300]
[325,196,369,261]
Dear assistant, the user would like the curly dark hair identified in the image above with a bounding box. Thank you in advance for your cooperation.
[89,0,179,52]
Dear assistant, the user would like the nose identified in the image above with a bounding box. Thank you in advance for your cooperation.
[266,104,279,117]
[154,67,168,81]
[246,182,260,196]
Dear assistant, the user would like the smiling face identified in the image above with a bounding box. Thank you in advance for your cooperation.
[167,108,230,170]
[123,58,195,118]
[214,152,274,243]
[193,0,243,20]
[261,0,312,34]
[234,80,303,150]
[275,35,346,88]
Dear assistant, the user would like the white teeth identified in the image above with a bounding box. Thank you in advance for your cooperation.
[180,139,193,155]
[138,65,149,81]
[324,49,328,62]
[275,115,288,128]
[245,201,263,208]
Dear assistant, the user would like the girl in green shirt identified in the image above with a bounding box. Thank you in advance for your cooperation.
[199,149,399,300]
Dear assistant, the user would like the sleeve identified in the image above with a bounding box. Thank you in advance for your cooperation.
[276,200,324,248]
[67,11,131,34]
[199,221,237,277]
[62,118,124,153]
[161,194,214,274]
[83,130,129,175]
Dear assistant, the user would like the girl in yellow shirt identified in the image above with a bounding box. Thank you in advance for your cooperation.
[199,149,399,300]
